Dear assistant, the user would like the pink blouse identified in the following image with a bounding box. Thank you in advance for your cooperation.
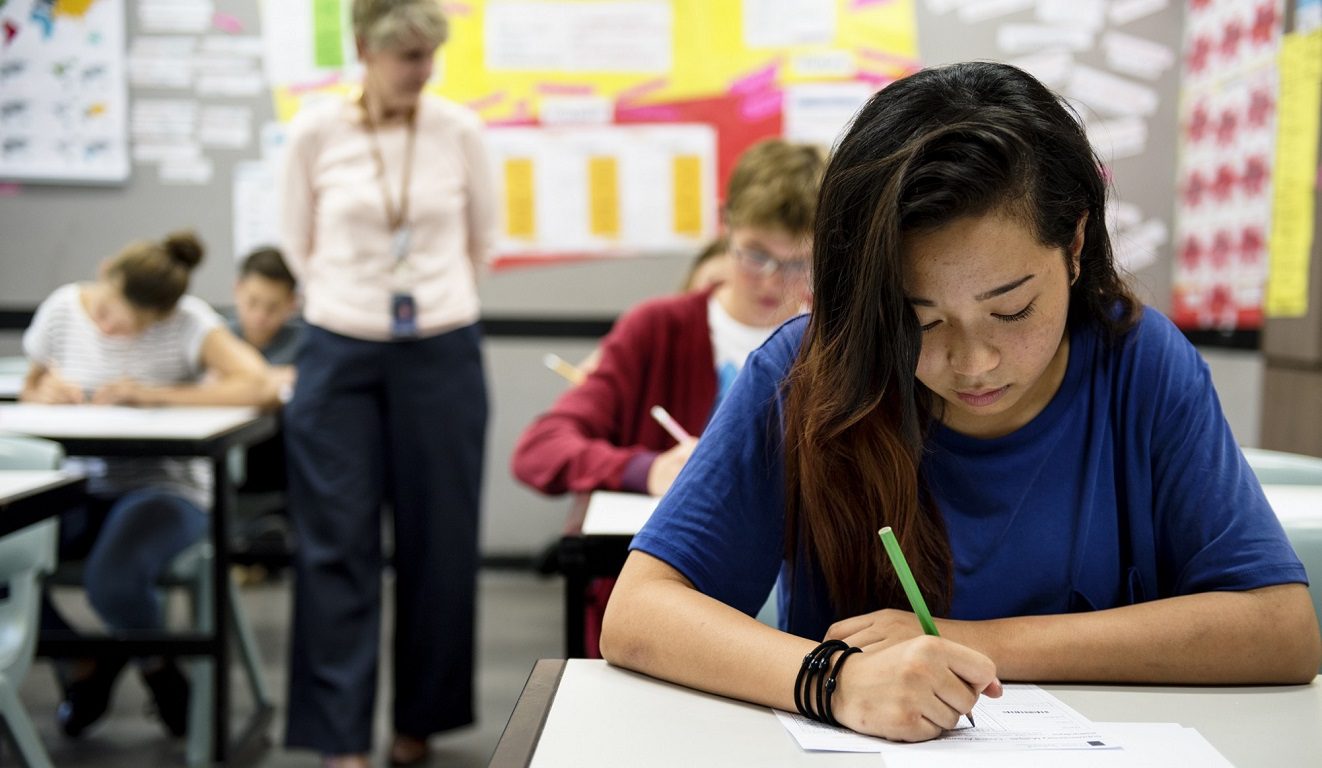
[280,93,497,341]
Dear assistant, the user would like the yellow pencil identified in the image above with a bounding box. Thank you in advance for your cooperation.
[543,353,586,385]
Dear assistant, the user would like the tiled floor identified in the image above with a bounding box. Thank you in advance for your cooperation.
[15,569,565,767]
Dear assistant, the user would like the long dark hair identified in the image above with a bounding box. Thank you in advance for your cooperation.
[783,61,1139,617]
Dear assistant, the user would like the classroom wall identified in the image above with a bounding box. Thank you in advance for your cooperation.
[914,1,1183,315]
[0,1,1270,557]
[0,0,698,557]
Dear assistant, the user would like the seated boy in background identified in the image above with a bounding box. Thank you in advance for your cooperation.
[511,139,825,656]
[230,247,304,396]
[228,247,304,576]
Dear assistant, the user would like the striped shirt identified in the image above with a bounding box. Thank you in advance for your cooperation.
[22,283,221,507]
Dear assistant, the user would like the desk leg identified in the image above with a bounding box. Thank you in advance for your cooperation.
[561,537,587,659]
[211,456,232,763]
[564,575,586,659]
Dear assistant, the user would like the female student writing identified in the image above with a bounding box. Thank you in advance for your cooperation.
[599,61,1320,743]
[21,231,274,739]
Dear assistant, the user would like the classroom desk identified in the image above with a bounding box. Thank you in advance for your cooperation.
[0,373,22,402]
[1263,483,1322,528]
[491,659,1322,768]
[0,470,85,537]
[0,403,277,764]
[557,492,658,657]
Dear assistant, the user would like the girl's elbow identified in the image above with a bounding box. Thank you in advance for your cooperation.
[1273,596,1321,683]
[598,603,628,665]
[1291,623,1322,683]
[598,596,649,670]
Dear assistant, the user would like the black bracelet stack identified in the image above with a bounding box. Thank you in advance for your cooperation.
[793,640,862,727]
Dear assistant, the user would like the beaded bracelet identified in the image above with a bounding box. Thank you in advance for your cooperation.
[820,645,862,727]
[794,639,849,723]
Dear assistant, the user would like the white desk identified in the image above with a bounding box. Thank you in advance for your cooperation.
[0,470,85,536]
[0,403,277,764]
[581,490,659,536]
[493,660,1322,768]
[0,404,265,445]
[0,373,22,402]
[1263,484,1322,528]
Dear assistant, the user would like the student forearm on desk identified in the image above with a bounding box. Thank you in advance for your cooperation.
[601,552,1001,743]
[601,553,816,714]
[104,375,278,408]
[831,584,1321,685]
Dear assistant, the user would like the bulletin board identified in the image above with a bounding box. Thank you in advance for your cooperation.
[259,0,921,262]
[0,0,130,184]
[1170,0,1287,331]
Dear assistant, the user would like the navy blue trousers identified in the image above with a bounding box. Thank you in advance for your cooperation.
[45,489,207,634]
[283,324,487,754]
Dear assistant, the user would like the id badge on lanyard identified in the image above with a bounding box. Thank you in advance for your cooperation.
[364,103,420,340]
[390,225,417,339]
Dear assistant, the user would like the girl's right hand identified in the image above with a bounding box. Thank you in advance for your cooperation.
[830,635,1001,742]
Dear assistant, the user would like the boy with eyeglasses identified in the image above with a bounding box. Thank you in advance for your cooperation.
[511,139,823,656]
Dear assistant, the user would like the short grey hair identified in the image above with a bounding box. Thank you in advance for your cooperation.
[353,0,448,51]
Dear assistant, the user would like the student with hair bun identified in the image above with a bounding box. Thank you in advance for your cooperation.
[21,230,276,741]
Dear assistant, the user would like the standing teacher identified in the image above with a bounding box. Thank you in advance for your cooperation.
[279,1,495,765]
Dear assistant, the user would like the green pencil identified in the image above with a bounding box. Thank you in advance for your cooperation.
[878,526,976,728]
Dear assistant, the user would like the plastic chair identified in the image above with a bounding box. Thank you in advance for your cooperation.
[47,536,270,766]
[0,357,27,376]
[1242,447,1322,485]
[1244,447,1322,671]
[0,434,64,768]
[33,432,270,764]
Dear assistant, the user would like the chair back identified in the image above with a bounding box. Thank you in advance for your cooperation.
[1243,447,1322,486]
[0,433,65,472]
[0,356,27,376]
[0,434,64,679]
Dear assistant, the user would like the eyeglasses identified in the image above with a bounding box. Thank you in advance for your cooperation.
[732,246,811,280]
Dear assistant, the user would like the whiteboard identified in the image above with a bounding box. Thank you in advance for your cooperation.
[0,0,130,184]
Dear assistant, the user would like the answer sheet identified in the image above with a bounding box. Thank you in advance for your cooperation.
[775,684,1114,752]
[880,723,1233,767]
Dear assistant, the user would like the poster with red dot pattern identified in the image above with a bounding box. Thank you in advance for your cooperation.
[1172,0,1283,330]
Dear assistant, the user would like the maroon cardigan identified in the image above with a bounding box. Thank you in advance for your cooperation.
[511,289,718,495]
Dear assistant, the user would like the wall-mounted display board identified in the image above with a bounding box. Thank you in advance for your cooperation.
[259,0,921,263]
[1171,0,1285,331]
[0,0,130,184]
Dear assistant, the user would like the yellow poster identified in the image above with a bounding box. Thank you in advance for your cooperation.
[588,156,620,238]
[273,0,918,124]
[503,157,536,239]
[672,155,702,237]
[268,0,919,259]
[1266,30,1322,318]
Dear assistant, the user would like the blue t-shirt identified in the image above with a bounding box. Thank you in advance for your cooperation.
[630,308,1307,640]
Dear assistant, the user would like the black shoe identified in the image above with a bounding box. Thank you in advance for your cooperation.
[56,655,128,738]
[140,660,190,738]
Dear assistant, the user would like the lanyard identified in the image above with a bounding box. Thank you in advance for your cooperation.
[361,99,418,246]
